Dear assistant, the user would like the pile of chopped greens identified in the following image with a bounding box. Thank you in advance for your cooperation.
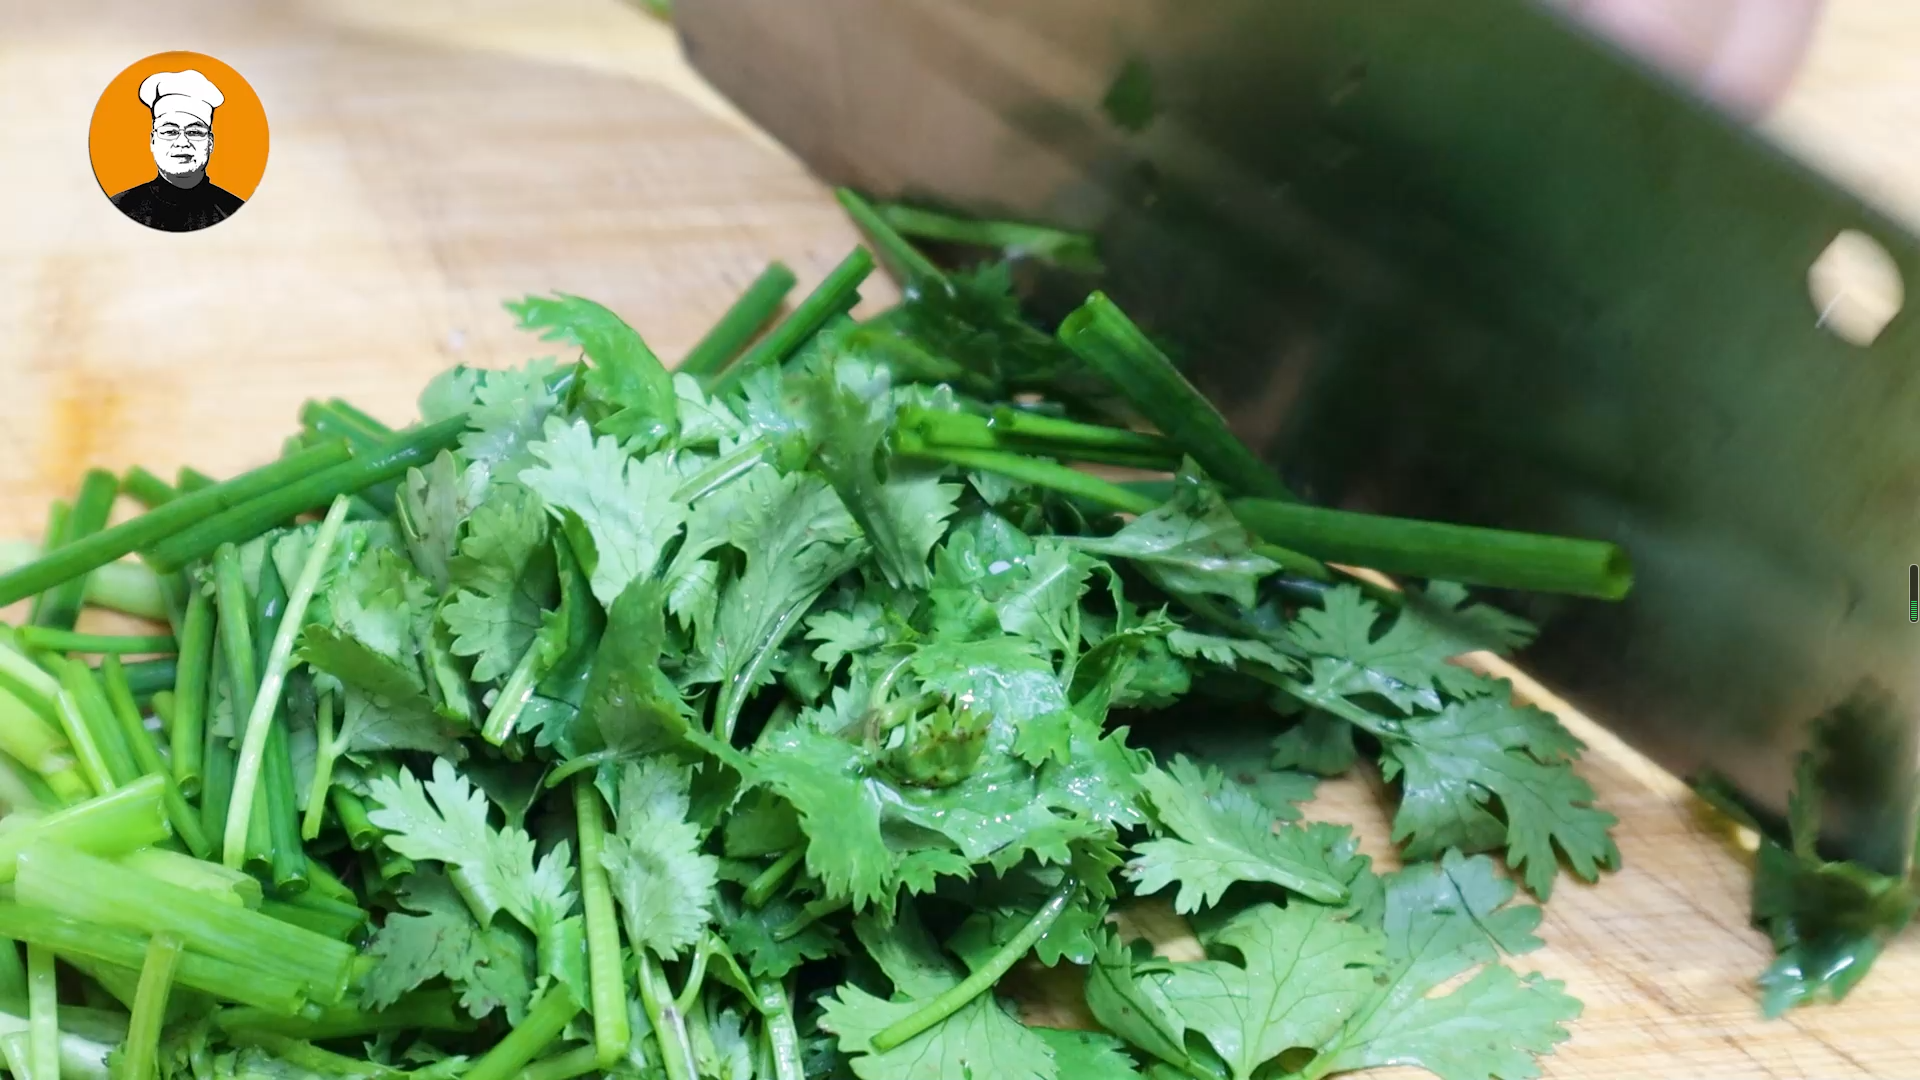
[0,190,1640,1080]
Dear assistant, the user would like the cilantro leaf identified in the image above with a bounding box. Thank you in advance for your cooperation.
[1270,712,1359,777]
[995,540,1094,659]
[455,360,567,488]
[747,723,893,913]
[718,894,841,979]
[801,359,961,589]
[1287,585,1500,712]
[1030,1029,1143,1080]
[1126,756,1348,910]
[601,758,720,960]
[1380,698,1620,897]
[440,484,556,684]
[1064,483,1278,607]
[507,293,678,447]
[362,871,536,1023]
[521,417,688,606]
[1309,852,1579,1080]
[578,579,694,757]
[397,451,481,593]
[819,910,1058,1080]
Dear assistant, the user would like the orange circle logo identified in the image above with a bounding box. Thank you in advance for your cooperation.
[88,52,268,233]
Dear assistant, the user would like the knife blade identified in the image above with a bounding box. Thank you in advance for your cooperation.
[675,0,1920,874]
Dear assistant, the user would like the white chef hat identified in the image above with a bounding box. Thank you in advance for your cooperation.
[138,69,224,127]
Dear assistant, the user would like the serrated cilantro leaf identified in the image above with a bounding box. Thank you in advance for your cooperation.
[1165,629,1297,676]
[1030,1029,1143,1080]
[995,540,1094,659]
[718,894,841,979]
[1140,726,1319,820]
[578,579,694,757]
[805,605,888,674]
[1064,483,1278,607]
[601,758,719,960]
[397,451,482,593]
[1287,585,1500,712]
[456,360,567,488]
[521,417,687,605]
[800,359,961,589]
[1309,851,1578,1080]
[1270,712,1359,777]
[1154,903,1383,1080]
[819,910,1057,1080]
[1380,698,1619,898]
[507,293,678,447]
[1126,756,1347,910]
[362,871,537,1023]
[367,760,579,967]
[747,724,893,913]
[441,484,556,684]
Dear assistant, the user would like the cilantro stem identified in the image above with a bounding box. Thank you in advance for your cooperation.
[0,775,168,883]
[301,691,335,842]
[227,1032,409,1080]
[34,469,120,633]
[0,940,22,1006]
[119,933,183,1080]
[149,690,174,736]
[772,896,847,942]
[1228,498,1633,600]
[679,262,799,380]
[250,557,308,894]
[329,788,379,850]
[835,188,945,285]
[672,438,771,505]
[844,326,998,396]
[170,587,211,799]
[752,976,802,1080]
[896,406,1181,470]
[519,1045,601,1080]
[0,441,353,609]
[715,599,819,745]
[15,630,176,656]
[1058,293,1293,500]
[223,497,350,870]
[214,989,475,1040]
[869,875,1078,1052]
[104,660,174,702]
[147,419,464,573]
[874,201,1103,272]
[572,778,630,1067]
[743,847,804,908]
[50,662,129,795]
[461,986,580,1080]
[198,651,234,844]
[0,1030,30,1080]
[177,468,215,492]
[120,467,176,509]
[0,1008,115,1080]
[0,667,90,804]
[118,848,260,908]
[25,945,55,1080]
[0,543,167,623]
[634,955,697,1080]
[479,638,544,745]
[894,441,1157,514]
[100,657,211,859]
[706,247,876,398]
[13,846,354,1006]
[25,501,70,627]
[299,400,401,513]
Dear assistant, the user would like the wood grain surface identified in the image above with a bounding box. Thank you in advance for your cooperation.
[3,1,1918,1075]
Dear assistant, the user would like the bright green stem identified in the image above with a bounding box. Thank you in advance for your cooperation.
[672,438,771,505]
[198,650,234,844]
[119,933,182,1080]
[753,976,802,1080]
[0,548,167,624]
[14,631,175,656]
[0,1030,32,1080]
[0,775,168,884]
[874,201,1102,271]
[1058,292,1293,500]
[0,442,353,608]
[147,692,174,737]
[1228,498,1634,600]
[258,894,364,941]
[773,896,847,942]
[329,788,379,851]
[0,670,87,803]
[99,658,210,859]
[55,661,141,791]
[120,468,176,510]
[896,406,1180,470]
[223,497,349,870]
[843,326,998,396]
[894,440,1157,515]
[706,246,876,397]
[572,780,630,1066]
[50,676,120,798]
[679,262,799,379]
[301,692,335,841]
[0,638,62,713]
[0,905,303,1015]
[743,848,804,909]
[461,986,581,1080]
[869,876,1078,1052]
[116,848,259,909]
[0,1009,116,1080]
[35,469,120,633]
[145,420,462,572]
[214,989,474,1041]
[13,846,354,1007]
[105,661,173,702]
[227,1032,408,1080]
[519,1045,601,1080]
[301,399,401,513]
[0,752,56,813]
[480,640,544,745]
[26,944,56,1080]
[0,940,23,1005]
[169,587,211,799]
[25,502,68,628]
[835,188,945,285]
[635,955,697,1080]
[176,469,215,493]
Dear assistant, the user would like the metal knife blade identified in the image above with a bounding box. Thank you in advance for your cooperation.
[675,0,1920,874]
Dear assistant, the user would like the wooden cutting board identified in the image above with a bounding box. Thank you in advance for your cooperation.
[3,1,1918,1075]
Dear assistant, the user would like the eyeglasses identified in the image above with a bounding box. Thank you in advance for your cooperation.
[152,127,211,144]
